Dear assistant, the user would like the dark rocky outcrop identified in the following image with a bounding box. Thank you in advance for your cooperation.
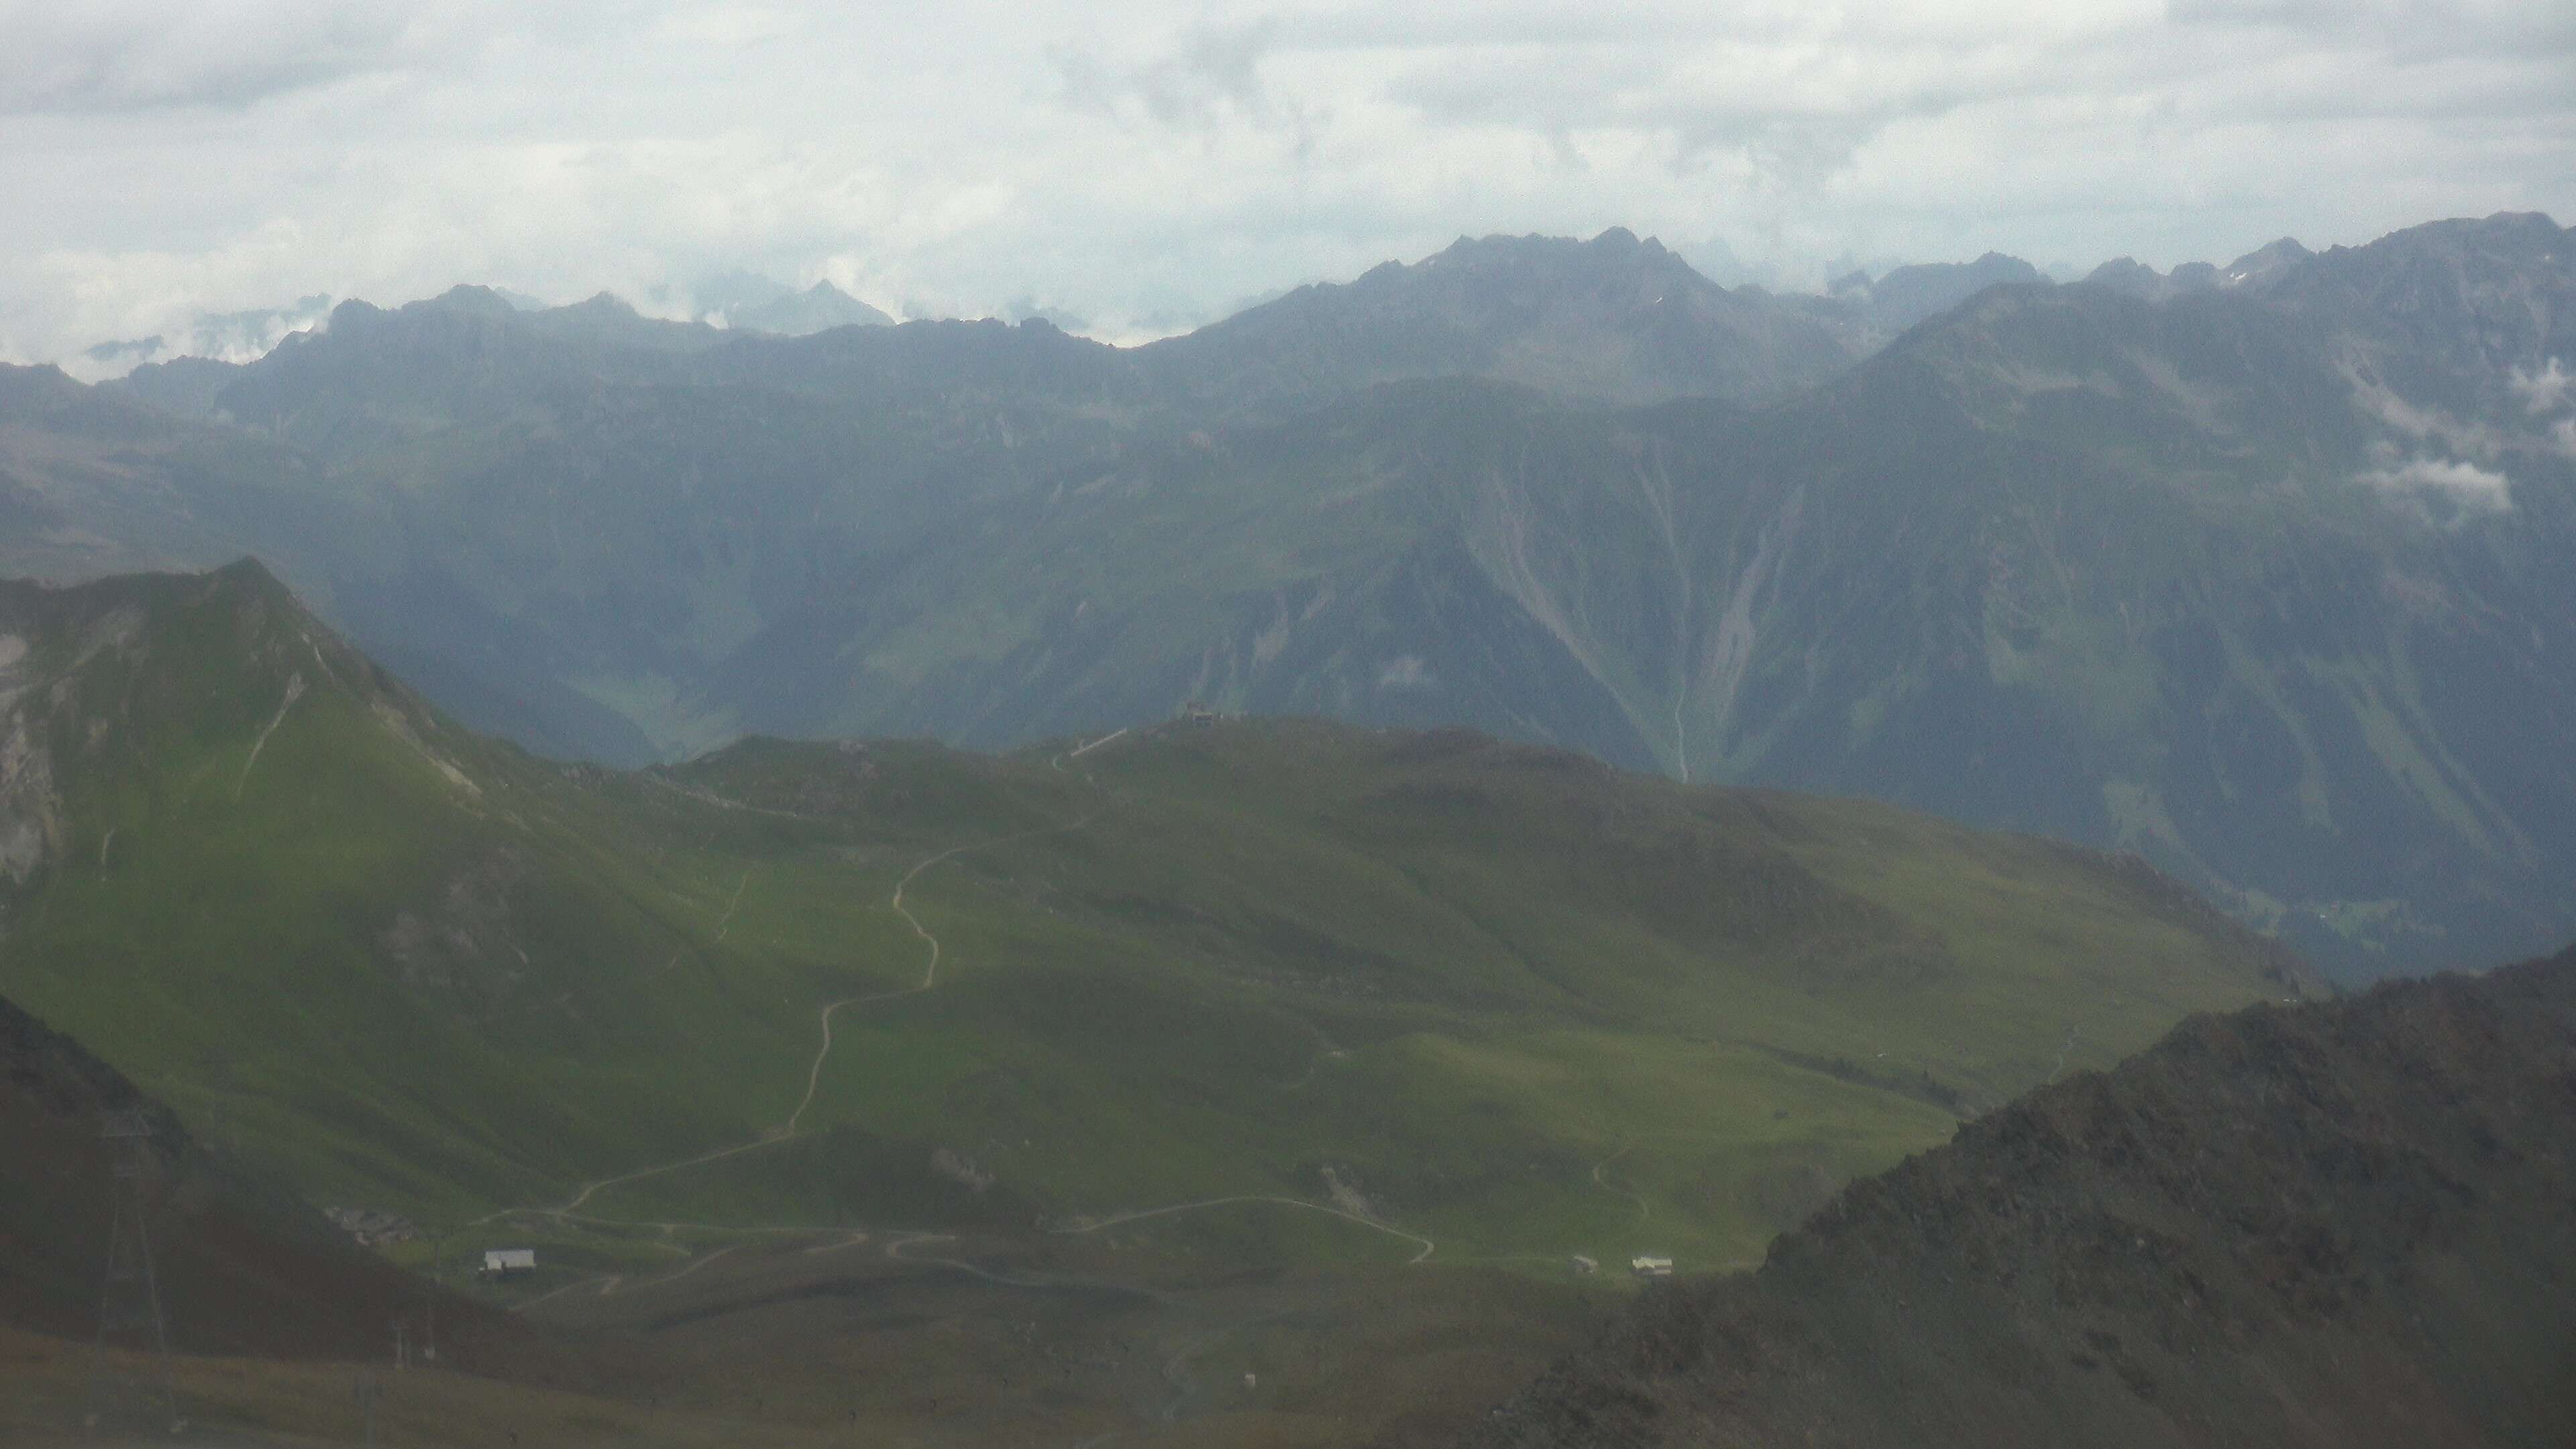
[1476,947,2576,1448]
[0,988,525,1366]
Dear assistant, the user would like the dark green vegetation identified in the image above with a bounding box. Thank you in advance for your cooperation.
[0,564,2304,1287]
[1480,944,2576,1449]
[0,985,519,1366]
[4,215,2571,975]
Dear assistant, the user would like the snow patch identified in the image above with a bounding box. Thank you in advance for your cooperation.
[0,713,59,881]
[369,698,482,798]
[2510,357,2571,415]
[2356,455,2513,513]
[1376,655,1435,690]
[73,606,143,667]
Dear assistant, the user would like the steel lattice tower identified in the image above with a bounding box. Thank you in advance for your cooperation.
[87,1108,180,1438]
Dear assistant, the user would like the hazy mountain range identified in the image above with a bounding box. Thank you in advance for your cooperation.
[0,212,2569,975]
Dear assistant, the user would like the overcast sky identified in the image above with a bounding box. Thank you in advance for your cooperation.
[4,0,2571,368]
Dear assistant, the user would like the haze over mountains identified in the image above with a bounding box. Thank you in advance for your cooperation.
[0,212,2569,976]
[64,275,894,384]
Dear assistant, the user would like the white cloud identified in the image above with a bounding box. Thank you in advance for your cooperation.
[0,1,2569,362]
[2357,454,2515,510]
[0,1,511,113]
[62,290,333,382]
[1053,18,1287,132]
[2512,357,2572,413]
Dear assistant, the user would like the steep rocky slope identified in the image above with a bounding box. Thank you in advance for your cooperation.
[0,987,522,1365]
[1476,945,2576,1449]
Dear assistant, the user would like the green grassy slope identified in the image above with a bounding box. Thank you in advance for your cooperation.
[0,564,2310,1278]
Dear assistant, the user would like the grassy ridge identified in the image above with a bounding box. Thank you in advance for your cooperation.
[0,566,2310,1276]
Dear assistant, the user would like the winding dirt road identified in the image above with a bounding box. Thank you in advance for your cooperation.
[480,803,1095,1232]
[1590,1141,1650,1223]
[784,816,1093,1135]
[489,727,1442,1314]
[1053,1196,1436,1265]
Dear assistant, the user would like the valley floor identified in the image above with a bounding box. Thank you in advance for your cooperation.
[3,1238,1607,1448]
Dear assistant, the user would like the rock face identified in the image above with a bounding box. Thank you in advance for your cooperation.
[1474,946,2576,1449]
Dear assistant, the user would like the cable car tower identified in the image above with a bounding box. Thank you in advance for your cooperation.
[87,1108,180,1437]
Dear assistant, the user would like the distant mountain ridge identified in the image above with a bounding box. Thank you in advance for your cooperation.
[1139,227,1864,410]
[1831,250,2049,335]
[2,211,2571,973]
[719,278,896,334]
[54,223,2387,386]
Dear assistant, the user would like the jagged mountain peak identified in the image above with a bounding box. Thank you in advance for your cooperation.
[710,277,896,335]
[0,360,91,413]
[419,282,521,319]
[309,285,517,336]
[320,285,518,342]
[1854,251,2049,333]
[1387,227,1719,311]
[2249,211,2569,300]
[561,290,641,317]
[1418,224,1684,272]
[1147,225,1857,408]
[0,357,191,445]
[2214,235,2314,289]
[2080,254,2169,298]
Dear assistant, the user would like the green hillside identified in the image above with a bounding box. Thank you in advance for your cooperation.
[0,564,2309,1279]
[5,215,2569,977]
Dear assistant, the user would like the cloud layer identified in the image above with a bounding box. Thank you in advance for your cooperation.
[3,0,2571,364]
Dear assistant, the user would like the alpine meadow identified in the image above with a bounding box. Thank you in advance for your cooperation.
[3,3,2574,1445]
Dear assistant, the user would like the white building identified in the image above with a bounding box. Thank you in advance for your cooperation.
[483,1248,537,1276]
[1630,1255,1673,1278]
